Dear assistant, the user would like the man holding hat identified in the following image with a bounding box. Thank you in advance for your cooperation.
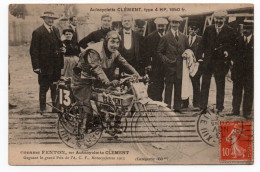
[146,17,168,101]
[230,19,254,119]
[198,10,236,116]
[182,21,202,110]
[157,15,189,111]
[30,11,65,114]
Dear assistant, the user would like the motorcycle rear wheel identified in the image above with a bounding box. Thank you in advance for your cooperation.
[58,112,103,150]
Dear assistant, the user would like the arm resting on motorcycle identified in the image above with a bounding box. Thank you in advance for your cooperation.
[87,50,119,87]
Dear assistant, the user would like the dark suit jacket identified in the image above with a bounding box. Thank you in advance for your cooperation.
[198,24,236,72]
[187,35,202,60]
[232,35,254,81]
[118,29,140,62]
[30,24,63,75]
[157,30,189,79]
[145,31,163,68]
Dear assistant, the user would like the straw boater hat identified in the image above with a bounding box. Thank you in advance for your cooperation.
[40,11,58,19]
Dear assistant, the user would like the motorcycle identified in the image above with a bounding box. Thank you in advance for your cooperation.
[52,74,183,160]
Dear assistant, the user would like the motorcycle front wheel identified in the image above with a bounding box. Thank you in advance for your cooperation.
[131,103,184,163]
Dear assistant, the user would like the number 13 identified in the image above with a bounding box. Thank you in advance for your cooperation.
[59,89,71,106]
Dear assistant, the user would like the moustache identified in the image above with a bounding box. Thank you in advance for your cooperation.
[216,21,224,25]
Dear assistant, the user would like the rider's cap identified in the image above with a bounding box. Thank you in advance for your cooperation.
[105,31,122,41]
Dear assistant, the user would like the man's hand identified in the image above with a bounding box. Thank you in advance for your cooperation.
[110,80,120,87]
[145,65,152,72]
[224,51,229,58]
[33,68,41,74]
[198,59,203,63]
[60,47,66,53]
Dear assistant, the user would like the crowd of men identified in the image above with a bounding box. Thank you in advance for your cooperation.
[30,10,254,119]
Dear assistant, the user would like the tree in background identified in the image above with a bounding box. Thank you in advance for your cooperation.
[9,4,28,19]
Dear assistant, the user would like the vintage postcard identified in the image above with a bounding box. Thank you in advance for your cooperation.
[8,3,254,165]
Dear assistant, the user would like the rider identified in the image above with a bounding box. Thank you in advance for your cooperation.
[72,31,140,133]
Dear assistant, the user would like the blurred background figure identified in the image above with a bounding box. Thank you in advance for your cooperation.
[61,28,80,77]
[69,16,79,44]
[79,14,112,49]
[135,19,147,76]
[9,55,17,109]
[230,20,254,119]
[146,17,168,101]
[30,11,65,114]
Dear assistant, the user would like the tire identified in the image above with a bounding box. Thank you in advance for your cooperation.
[57,111,103,150]
[131,103,184,163]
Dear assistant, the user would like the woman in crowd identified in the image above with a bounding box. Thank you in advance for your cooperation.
[61,28,80,77]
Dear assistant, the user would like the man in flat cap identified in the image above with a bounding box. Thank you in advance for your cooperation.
[182,21,202,110]
[230,20,254,119]
[157,15,189,111]
[198,10,236,116]
[30,11,65,114]
[146,17,168,101]
[79,14,112,49]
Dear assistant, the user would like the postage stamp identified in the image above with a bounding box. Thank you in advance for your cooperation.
[220,121,253,161]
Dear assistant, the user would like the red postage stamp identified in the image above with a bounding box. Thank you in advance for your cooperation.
[220,121,253,161]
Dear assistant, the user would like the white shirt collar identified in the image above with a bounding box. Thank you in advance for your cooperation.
[215,23,224,31]
[43,22,52,33]
[189,34,197,45]
[123,28,132,35]
[244,34,253,43]
[171,29,179,37]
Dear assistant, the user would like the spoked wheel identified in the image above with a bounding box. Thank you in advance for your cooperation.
[131,103,184,163]
[57,110,103,150]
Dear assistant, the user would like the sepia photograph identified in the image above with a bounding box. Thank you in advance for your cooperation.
[8,3,254,165]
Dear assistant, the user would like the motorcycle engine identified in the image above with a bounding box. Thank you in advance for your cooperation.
[99,103,126,136]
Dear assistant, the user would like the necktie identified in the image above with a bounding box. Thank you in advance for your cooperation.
[189,36,193,46]
[244,36,248,46]
[175,32,178,41]
[49,27,53,34]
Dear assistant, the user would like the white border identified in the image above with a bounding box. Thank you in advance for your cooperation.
[1,0,258,171]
